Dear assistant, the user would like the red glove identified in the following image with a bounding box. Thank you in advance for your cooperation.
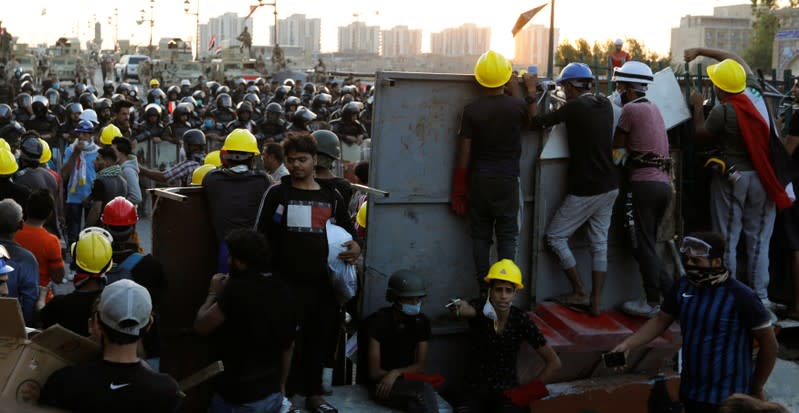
[451,168,469,216]
[502,379,549,407]
[402,372,445,389]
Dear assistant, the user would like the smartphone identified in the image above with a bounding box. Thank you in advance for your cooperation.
[602,351,626,368]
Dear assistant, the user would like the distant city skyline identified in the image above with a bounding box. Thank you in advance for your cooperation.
[7,0,751,58]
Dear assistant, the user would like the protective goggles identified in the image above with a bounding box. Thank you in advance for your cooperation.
[679,236,712,257]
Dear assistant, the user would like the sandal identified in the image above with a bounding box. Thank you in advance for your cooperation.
[313,402,338,413]
[549,293,590,313]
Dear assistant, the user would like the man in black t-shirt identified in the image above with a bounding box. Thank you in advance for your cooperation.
[41,226,115,336]
[527,63,619,316]
[40,279,181,413]
[194,229,295,412]
[448,260,561,412]
[360,270,439,413]
[204,129,272,273]
[256,134,361,412]
[452,50,529,291]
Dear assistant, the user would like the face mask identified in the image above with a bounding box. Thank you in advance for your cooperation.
[685,264,729,287]
[190,152,205,162]
[154,99,161,105]
[609,90,623,107]
[203,119,214,129]
[229,164,249,173]
[53,83,60,89]
[482,297,497,321]
[79,140,89,149]
[399,302,421,316]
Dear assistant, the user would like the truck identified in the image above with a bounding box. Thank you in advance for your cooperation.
[48,37,81,82]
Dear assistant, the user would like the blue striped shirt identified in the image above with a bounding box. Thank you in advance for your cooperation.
[661,277,771,404]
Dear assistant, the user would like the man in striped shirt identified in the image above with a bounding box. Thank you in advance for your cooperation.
[613,232,778,413]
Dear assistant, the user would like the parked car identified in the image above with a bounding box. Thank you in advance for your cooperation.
[114,54,149,82]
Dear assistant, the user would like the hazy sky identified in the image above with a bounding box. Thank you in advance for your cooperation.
[7,0,752,57]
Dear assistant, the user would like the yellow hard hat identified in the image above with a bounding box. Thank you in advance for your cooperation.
[204,150,222,167]
[191,164,215,185]
[222,129,260,155]
[70,227,113,274]
[474,50,512,89]
[0,149,18,175]
[0,138,10,152]
[39,138,51,164]
[356,202,367,228]
[150,78,160,88]
[707,58,746,94]
[99,124,122,146]
[484,259,524,289]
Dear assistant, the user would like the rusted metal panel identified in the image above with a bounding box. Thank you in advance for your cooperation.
[151,186,217,412]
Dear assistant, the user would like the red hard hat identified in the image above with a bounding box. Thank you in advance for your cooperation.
[101,197,138,226]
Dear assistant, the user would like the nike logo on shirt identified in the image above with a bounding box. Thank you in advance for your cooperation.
[682,293,695,298]
[109,383,130,390]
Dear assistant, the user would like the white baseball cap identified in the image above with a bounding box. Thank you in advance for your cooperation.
[98,279,152,336]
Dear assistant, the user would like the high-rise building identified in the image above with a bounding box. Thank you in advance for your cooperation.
[430,24,491,57]
[381,25,422,57]
[269,14,321,54]
[514,24,558,68]
[670,5,753,65]
[337,21,380,54]
[199,12,253,58]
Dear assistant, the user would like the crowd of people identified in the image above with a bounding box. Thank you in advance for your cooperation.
[0,42,796,413]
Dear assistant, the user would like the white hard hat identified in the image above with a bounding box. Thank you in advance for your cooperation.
[615,38,624,46]
[79,109,98,125]
[612,61,654,85]
[180,79,190,86]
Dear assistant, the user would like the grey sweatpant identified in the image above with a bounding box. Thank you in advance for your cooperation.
[546,189,619,272]
[710,172,776,300]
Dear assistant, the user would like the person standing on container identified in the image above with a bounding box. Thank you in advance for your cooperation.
[450,50,529,294]
[609,61,674,319]
[527,63,619,316]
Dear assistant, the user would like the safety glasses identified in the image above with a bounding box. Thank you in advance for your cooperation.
[679,236,712,257]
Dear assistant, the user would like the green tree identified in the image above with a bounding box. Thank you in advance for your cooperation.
[556,38,672,71]
[744,0,799,72]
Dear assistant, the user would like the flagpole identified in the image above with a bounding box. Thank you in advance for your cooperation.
[547,0,555,78]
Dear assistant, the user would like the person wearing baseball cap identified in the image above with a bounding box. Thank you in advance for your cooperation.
[40,279,181,413]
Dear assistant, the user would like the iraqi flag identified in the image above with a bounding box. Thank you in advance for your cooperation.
[208,34,216,51]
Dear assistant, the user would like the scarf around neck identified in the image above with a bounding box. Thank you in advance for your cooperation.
[723,93,792,209]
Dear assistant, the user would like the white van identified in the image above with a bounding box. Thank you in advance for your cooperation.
[114,54,149,82]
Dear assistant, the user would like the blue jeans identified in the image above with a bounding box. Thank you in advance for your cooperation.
[65,202,87,246]
[208,392,283,413]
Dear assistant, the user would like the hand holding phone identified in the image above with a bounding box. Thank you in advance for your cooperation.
[602,351,626,369]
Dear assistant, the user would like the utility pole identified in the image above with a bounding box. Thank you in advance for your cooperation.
[547,0,555,78]
[184,0,200,59]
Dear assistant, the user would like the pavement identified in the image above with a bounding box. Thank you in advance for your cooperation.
[765,358,799,412]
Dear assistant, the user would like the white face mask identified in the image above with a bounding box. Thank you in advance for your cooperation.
[482,297,497,321]
[79,140,90,149]
[482,296,501,332]
[229,164,248,173]
[609,90,623,107]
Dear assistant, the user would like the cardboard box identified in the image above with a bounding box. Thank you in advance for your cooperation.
[0,298,99,406]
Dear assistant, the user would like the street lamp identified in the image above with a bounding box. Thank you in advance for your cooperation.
[256,0,278,49]
[136,0,155,57]
[184,0,200,60]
